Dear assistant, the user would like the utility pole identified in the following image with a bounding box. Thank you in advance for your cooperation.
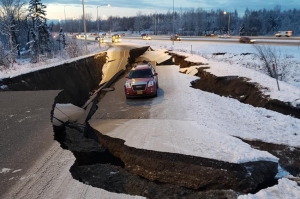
[82,0,88,54]
[154,11,157,35]
[228,14,230,35]
[172,0,174,45]
[97,6,107,36]
[224,11,230,35]
[64,6,66,31]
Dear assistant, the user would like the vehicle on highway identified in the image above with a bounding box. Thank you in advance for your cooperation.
[275,30,292,37]
[74,33,85,38]
[112,34,121,43]
[218,34,231,38]
[75,33,81,38]
[142,35,151,40]
[204,31,215,37]
[238,36,256,44]
[204,33,214,37]
[77,33,88,38]
[95,36,104,43]
[170,34,181,41]
[124,63,158,98]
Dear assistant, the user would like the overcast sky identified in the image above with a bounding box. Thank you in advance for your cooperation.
[43,0,299,20]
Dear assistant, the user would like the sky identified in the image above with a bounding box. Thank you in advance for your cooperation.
[43,0,300,20]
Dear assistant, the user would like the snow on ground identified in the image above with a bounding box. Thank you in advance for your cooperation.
[91,119,278,164]
[1,38,300,199]
[123,39,300,108]
[3,142,145,199]
[0,42,109,79]
[238,178,300,199]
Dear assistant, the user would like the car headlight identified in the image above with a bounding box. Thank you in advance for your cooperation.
[125,82,131,88]
[148,81,154,87]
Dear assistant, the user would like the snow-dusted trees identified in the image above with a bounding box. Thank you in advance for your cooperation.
[134,11,144,34]
[0,0,26,68]
[56,27,66,50]
[27,0,51,63]
[64,37,83,58]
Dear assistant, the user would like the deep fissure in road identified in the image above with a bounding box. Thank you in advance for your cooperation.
[1,43,298,198]
[51,48,300,198]
[50,48,300,198]
[171,53,300,119]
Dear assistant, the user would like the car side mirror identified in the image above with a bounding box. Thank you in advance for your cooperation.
[154,73,158,76]
[125,75,129,78]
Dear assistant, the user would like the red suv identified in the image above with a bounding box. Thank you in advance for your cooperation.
[124,63,158,98]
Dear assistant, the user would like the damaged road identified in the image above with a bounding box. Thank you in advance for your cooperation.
[3,45,300,199]
[53,57,299,198]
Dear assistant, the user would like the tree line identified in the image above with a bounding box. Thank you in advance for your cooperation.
[54,5,300,37]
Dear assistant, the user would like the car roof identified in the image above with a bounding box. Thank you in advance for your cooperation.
[132,64,153,70]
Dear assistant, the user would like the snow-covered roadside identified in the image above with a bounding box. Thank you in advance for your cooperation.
[0,42,110,79]
[1,39,300,199]
[173,51,300,108]
[121,39,300,108]
[3,142,145,199]
[238,178,300,199]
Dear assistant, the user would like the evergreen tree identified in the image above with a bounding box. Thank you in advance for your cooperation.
[27,0,51,63]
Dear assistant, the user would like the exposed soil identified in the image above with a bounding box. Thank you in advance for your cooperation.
[59,124,239,199]
[4,46,296,198]
[241,139,300,177]
[171,53,300,178]
[71,163,238,199]
[95,128,278,193]
[171,53,300,119]
[49,49,300,198]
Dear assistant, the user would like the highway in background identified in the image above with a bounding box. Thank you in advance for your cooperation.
[76,34,300,46]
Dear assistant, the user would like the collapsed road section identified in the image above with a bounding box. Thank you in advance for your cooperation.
[170,52,300,119]
[3,44,299,198]
[51,47,296,199]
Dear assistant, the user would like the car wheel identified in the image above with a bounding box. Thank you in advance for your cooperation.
[156,82,159,88]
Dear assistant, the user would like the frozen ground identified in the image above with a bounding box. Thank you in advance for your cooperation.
[1,38,300,199]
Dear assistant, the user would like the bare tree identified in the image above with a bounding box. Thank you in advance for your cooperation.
[0,0,26,68]
[64,37,83,58]
[134,11,143,34]
[253,44,281,78]
[0,14,16,67]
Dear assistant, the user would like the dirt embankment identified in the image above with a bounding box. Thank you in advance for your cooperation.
[171,53,300,179]
[4,48,297,198]
[171,53,300,119]
[1,53,107,106]
[53,49,280,199]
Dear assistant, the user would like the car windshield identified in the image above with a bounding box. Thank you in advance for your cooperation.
[129,69,152,78]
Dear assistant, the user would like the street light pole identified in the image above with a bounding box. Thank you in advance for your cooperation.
[82,0,88,54]
[224,11,230,35]
[64,6,66,31]
[97,6,99,37]
[228,14,230,36]
[97,4,110,37]
[154,12,156,35]
[172,0,174,45]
